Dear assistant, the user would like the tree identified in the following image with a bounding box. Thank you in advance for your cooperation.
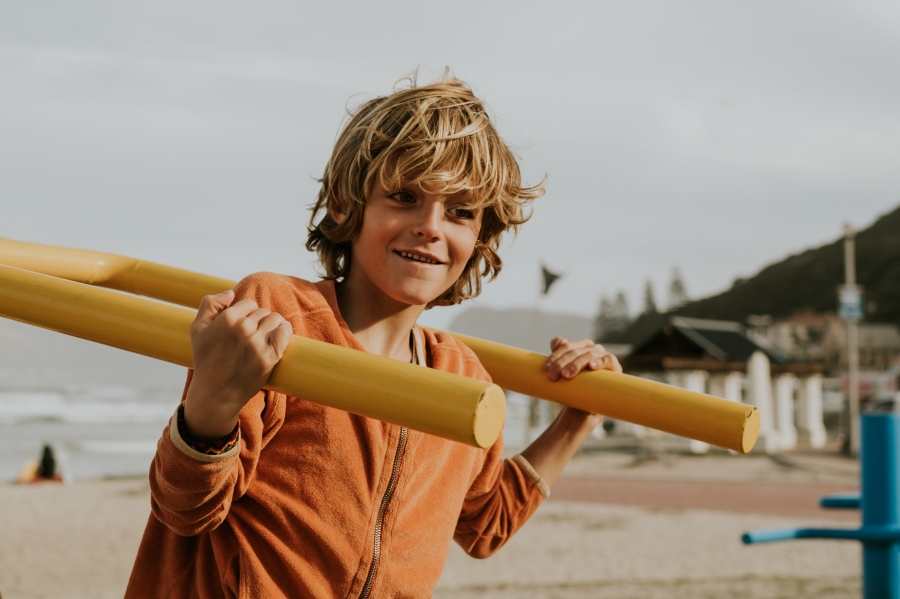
[668,267,688,311]
[613,291,630,331]
[594,291,632,341]
[642,279,658,315]
[593,296,614,341]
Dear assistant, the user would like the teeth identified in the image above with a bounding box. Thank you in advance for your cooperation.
[399,251,439,265]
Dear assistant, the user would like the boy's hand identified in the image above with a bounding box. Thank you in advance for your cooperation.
[542,337,621,426]
[543,337,622,381]
[182,290,293,441]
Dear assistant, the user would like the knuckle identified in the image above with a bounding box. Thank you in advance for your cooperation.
[234,298,258,312]
[238,319,257,336]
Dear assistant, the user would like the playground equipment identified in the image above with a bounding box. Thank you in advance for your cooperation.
[0,237,760,452]
[743,413,900,599]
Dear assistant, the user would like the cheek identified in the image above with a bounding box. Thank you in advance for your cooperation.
[450,228,480,267]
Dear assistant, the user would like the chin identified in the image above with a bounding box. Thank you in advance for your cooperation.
[390,284,446,307]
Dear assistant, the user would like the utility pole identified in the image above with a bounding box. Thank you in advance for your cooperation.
[843,223,861,456]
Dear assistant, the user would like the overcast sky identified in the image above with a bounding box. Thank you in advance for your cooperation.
[3,1,899,331]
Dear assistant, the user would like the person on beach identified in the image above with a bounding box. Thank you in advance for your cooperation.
[16,444,61,484]
[126,74,621,598]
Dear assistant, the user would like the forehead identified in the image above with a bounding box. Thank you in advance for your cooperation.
[379,166,491,207]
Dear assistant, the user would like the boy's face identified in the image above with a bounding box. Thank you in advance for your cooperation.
[345,180,483,308]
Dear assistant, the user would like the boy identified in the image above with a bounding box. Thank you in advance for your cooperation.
[126,76,620,598]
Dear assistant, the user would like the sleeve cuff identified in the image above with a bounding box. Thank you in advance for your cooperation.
[511,454,551,499]
[169,407,242,463]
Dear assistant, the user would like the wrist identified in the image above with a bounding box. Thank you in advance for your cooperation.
[557,407,603,435]
[183,387,242,441]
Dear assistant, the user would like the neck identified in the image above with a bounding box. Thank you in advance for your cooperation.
[335,274,425,362]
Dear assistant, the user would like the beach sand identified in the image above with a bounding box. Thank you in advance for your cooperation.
[0,450,863,599]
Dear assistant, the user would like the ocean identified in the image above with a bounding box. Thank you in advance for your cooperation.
[0,386,180,482]
[0,318,551,483]
[0,388,545,482]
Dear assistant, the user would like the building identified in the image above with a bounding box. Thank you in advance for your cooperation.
[622,316,825,453]
[757,312,900,410]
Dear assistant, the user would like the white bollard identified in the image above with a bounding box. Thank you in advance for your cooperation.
[747,351,778,453]
[774,373,798,451]
[798,374,827,449]
[724,372,744,403]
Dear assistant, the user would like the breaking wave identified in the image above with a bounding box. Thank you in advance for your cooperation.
[0,389,179,425]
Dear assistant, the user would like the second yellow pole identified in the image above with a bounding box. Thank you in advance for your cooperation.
[451,333,760,453]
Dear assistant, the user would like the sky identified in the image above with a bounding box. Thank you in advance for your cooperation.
[2,1,899,331]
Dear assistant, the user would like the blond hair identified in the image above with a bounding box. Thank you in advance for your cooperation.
[306,75,544,306]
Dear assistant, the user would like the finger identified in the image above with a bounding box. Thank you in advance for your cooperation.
[547,347,593,380]
[549,337,567,352]
[241,307,275,330]
[544,338,594,369]
[587,353,623,374]
[194,290,235,328]
[225,298,262,320]
[564,353,601,379]
[254,311,285,337]
[268,320,293,360]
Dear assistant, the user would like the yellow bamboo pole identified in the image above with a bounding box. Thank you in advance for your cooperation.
[0,237,233,308]
[0,264,505,448]
[0,237,760,452]
[449,333,760,453]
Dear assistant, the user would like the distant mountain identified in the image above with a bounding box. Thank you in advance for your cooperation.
[449,306,630,356]
[604,204,900,345]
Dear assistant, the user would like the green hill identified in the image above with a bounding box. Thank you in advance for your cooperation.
[603,204,900,344]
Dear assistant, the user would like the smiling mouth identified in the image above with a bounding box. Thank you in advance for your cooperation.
[396,250,443,265]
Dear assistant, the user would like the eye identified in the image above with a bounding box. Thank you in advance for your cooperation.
[388,190,417,204]
[450,205,475,219]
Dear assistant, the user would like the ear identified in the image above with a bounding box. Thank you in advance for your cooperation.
[331,203,349,225]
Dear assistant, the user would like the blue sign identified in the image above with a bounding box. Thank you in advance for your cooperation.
[839,285,864,321]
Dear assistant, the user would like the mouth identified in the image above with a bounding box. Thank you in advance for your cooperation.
[395,250,444,265]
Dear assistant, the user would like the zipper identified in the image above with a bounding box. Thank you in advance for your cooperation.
[358,426,407,599]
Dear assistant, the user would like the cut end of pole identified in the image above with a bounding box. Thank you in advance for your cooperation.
[473,384,507,448]
[741,407,761,454]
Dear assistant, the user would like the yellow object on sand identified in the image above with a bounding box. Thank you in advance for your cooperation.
[16,460,39,484]
[0,237,759,453]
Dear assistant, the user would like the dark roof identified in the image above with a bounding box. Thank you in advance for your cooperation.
[628,316,783,364]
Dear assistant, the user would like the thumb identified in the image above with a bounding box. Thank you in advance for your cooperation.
[194,290,235,328]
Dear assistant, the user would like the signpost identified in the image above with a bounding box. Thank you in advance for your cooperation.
[842,223,861,456]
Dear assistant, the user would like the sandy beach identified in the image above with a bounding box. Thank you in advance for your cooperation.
[0,449,864,599]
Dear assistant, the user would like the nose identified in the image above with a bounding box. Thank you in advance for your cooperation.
[412,199,443,240]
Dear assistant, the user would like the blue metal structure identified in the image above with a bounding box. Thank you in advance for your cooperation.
[742,413,900,598]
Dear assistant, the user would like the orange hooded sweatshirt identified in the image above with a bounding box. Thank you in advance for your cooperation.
[125,273,548,599]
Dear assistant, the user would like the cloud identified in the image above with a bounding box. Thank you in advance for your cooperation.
[2,1,899,331]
